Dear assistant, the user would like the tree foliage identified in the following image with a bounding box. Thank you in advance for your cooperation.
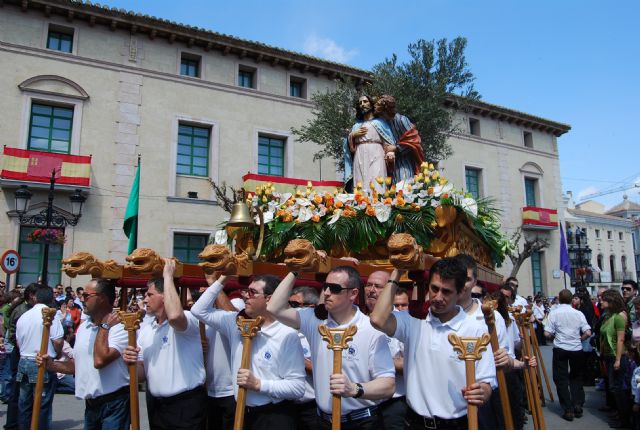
[292,37,480,168]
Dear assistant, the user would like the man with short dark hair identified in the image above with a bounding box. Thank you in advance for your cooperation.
[393,288,410,312]
[123,260,207,429]
[37,278,131,429]
[370,258,495,430]
[269,266,395,430]
[622,280,639,324]
[54,284,66,303]
[545,289,592,421]
[16,285,63,429]
[506,277,528,309]
[192,273,305,430]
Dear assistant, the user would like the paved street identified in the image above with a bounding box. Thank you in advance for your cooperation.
[0,344,617,429]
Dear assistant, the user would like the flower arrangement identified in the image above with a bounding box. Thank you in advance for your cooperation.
[27,228,66,245]
[234,163,512,266]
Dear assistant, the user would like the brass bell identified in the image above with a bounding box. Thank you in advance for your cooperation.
[228,202,255,227]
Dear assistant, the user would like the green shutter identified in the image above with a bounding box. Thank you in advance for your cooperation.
[258,136,285,177]
[177,124,210,176]
[28,103,73,154]
[173,233,209,264]
[17,227,62,285]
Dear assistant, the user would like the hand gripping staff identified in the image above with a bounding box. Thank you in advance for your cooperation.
[234,315,265,430]
[119,310,144,430]
[480,302,514,430]
[30,307,58,430]
[447,333,491,430]
[319,324,358,430]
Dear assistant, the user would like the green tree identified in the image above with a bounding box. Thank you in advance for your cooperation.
[292,37,480,168]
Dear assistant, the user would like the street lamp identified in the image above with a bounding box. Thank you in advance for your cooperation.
[570,227,592,288]
[13,169,87,286]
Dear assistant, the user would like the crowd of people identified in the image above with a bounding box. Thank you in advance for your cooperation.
[0,255,636,429]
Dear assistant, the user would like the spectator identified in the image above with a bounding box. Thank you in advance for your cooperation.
[55,327,75,395]
[66,298,82,332]
[623,280,639,324]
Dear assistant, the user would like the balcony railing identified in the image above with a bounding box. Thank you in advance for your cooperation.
[522,206,558,230]
[590,271,636,283]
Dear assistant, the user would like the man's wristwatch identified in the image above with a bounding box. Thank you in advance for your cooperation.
[353,382,364,399]
[99,323,111,330]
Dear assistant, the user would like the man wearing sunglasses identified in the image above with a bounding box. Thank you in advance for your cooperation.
[37,278,131,429]
[622,280,638,324]
[268,266,395,430]
[191,272,305,430]
[370,258,496,430]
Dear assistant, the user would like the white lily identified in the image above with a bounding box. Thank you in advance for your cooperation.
[214,230,228,245]
[461,197,478,217]
[328,209,342,225]
[297,206,313,223]
[373,203,391,223]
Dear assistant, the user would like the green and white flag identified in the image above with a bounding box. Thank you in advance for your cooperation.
[123,159,140,254]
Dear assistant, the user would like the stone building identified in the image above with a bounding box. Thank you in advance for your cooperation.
[0,0,571,295]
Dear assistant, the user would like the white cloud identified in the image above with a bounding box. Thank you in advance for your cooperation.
[302,35,357,64]
[576,186,599,201]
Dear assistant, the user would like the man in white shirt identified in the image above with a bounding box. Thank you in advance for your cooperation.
[268,266,395,430]
[123,260,207,430]
[363,270,406,430]
[370,258,495,430]
[37,278,131,428]
[533,297,547,345]
[191,273,305,430]
[544,289,592,421]
[16,284,63,430]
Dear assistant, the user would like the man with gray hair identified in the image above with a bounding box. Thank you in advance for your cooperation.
[289,286,319,309]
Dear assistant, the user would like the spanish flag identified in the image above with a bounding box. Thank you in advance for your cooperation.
[522,206,558,228]
[1,146,91,186]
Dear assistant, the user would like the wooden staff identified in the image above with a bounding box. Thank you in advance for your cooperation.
[119,311,143,430]
[30,307,57,430]
[524,308,546,406]
[513,312,537,427]
[234,315,264,430]
[319,324,358,430]
[448,333,491,430]
[515,312,546,430]
[481,302,514,430]
[529,319,554,402]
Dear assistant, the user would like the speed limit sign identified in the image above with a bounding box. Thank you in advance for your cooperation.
[1,250,20,274]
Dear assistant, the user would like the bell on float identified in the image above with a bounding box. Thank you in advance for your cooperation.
[228,202,255,227]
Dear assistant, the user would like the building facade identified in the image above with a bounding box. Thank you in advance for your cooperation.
[1,0,571,296]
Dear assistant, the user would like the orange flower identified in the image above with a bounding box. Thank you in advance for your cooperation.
[396,197,405,206]
[354,194,363,204]
[283,213,293,223]
[427,187,434,195]
[442,193,449,199]
[311,215,320,222]
[365,205,375,216]
[286,199,294,206]
[335,201,344,208]
[384,197,392,205]
[397,189,404,197]
[343,207,357,218]
[314,195,323,205]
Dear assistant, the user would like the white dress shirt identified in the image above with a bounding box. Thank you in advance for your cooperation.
[137,311,206,397]
[204,324,234,398]
[16,304,64,358]
[514,295,528,310]
[393,307,497,419]
[296,332,316,403]
[298,306,395,415]
[544,304,591,351]
[74,320,129,399]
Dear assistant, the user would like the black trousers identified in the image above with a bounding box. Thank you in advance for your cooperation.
[205,395,236,430]
[478,388,503,430]
[318,415,380,430]
[244,400,297,430]
[379,396,407,430]
[505,371,524,430]
[552,347,586,412]
[296,400,319,430]
[146,385,207,430]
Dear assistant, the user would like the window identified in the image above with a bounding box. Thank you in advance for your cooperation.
[28,103,73,153]
[531,251,543,295]
[47,27,73,53]
[258,136,285,176]
[173,233,209,264]
[523,131,533,148]
[607,231,612,240]
[17,227,63,285]
[180,54,200,78]
[619,232,624,240]
[177,124,210,177]
[289,77,306,98]
[238,66,256,88]
[469,118,481,136]
[465,167,481,199]
[524,177,537,207]
[609,255,616,274]
[595,229,600,239]
[622,255,628,272]
[597,254,604,270]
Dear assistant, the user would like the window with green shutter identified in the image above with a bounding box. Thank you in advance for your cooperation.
[258,136,285,176]
[531,251,543,295]
[239,69,254,88]
[177,124,210,177]
[465,167,481,199]
[28,103,74,154]
[180,57,199,77]
[173,233,209,264]
[17,227,63,286]
[524,177,537,207]
[47,30,73,53]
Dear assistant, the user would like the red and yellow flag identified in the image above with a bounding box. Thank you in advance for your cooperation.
[1,146,91,186]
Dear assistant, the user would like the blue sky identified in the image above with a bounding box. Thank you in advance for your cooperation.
[100,0,640,209]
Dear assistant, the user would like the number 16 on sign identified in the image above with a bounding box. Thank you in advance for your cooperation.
[1,250,21,290]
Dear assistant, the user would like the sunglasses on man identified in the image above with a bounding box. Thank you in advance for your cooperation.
[471,292,484,299]
[323,282,354,294]
[622,286,634,292]
[288,300,314,308]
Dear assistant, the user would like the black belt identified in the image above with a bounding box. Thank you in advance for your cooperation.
[245,400,291,414]
[150,385,205,405]
[85,386,128,408]
[406,408,467,429]
[318,405,378,423]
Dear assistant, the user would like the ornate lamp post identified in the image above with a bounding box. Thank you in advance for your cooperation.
[568,226,592,288]
[13,169,86,286]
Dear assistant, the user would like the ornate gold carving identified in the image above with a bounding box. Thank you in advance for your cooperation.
[448,333,491,361]
[387,233,425,270]
[41,307,57,327]
[118,311,144,332]
[198,245,237,274]
[318,324,357,351]
[61,252,121,278]
[236,315,264,339]
[284,239,329,272]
